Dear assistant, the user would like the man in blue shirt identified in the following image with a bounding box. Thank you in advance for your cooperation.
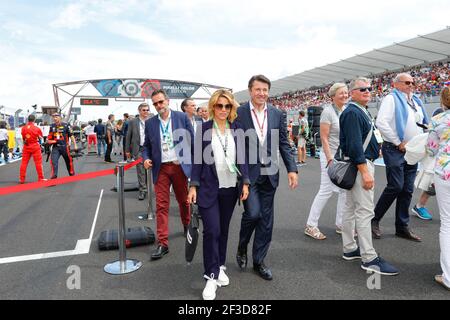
[94,119,106,157]
[339,77,398,276]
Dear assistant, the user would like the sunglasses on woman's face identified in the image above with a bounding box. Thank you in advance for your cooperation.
[214,104,232,110]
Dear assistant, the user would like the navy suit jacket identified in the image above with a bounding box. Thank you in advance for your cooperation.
[236,103,297,188]
[190,120,250,209]
[143,110,194,183]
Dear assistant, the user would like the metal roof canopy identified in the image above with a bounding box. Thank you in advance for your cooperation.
[234,27,450,101]
[52,78,231,121]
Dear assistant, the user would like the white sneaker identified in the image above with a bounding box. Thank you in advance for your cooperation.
[202,278,219,300]
[218,266,229,287]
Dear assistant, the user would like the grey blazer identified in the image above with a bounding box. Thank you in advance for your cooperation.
[125,117,144,158]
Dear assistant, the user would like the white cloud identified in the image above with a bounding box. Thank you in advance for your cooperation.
[50,0,143,29]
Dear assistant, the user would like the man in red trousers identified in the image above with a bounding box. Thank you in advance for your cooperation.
[19,114,46,183]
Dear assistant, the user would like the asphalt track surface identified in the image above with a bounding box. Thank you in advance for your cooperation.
[0,152,449,300]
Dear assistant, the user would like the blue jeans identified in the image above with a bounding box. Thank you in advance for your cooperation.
[374,142,417,230]
[97,138,106,155]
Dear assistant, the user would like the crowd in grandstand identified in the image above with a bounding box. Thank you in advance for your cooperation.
[270,60,450,111]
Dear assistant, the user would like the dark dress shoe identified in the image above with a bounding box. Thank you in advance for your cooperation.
[236,246,247,269]
[395,228,422,242]
[371,220,381,239]
[138,191,146,201]
[151,245,169,260]
[253,263,273,281]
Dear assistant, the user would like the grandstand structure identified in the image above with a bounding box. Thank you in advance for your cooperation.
[234,27,450,105]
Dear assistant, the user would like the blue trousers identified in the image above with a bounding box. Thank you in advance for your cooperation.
[199,187,238,279]
[97,138,106,155]
[239,175,276,265]
[374,143,417,230]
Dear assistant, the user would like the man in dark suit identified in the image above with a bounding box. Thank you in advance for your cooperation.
[236,75,298,280]
[122,113,130,161]
[143,89,195,260]
[125,103,151,200]
[181,98,203,135]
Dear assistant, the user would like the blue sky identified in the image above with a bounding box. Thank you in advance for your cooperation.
[1,0,449,120]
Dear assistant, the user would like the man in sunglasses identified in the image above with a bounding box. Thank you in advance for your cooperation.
[339,77,399,276]
[126,103,152,200]
[143,89,195,260]
[372,73,429,241]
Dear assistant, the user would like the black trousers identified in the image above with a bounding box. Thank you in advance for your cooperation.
[105,141,113,162]
[0,140,8,161]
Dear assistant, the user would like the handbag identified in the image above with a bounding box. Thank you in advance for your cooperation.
[327,128,373,190]
[185,203,201,263]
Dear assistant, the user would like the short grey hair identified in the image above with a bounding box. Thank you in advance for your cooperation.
[349,77,371,91]
[393,73,412,83]
[328,83,348,97]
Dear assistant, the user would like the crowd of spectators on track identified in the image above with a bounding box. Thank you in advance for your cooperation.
[269,60,450,111]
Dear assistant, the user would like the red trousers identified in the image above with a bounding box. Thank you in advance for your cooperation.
[87,135,97,150]
[154,163,190,247]
[20,144,44,182]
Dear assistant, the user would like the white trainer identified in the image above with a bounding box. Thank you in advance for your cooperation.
[202,277,219,300]
[218,266,230,287]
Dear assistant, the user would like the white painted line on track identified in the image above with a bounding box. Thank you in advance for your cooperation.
[89,189,103,242]
[0,189,104,265]
[0,158,21,166]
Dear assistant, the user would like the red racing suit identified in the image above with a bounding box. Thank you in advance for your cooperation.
[20,122,45,183]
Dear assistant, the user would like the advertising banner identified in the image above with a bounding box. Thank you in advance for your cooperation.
[92,79,201,99]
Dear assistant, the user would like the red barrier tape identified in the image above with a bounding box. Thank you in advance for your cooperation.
[0,158,142,196]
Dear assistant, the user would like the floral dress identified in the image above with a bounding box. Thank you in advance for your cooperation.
[427,110,450,181]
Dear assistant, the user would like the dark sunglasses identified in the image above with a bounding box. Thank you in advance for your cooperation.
[141,109,149,112]
[353,87,372,93]
[214,104,232,110]
[400,81,415,86]
[152,100,165,107]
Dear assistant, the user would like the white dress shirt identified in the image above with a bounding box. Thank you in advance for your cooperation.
[376,92,424,145]
[139,117,146,147]
[159,111,178,163]
[212,128,237,188]
[189,117,198,135]
[250,101,268,144]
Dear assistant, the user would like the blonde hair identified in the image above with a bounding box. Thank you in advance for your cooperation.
[441,87,450,110]
[208,89,238,123]
[328,83,348,97]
